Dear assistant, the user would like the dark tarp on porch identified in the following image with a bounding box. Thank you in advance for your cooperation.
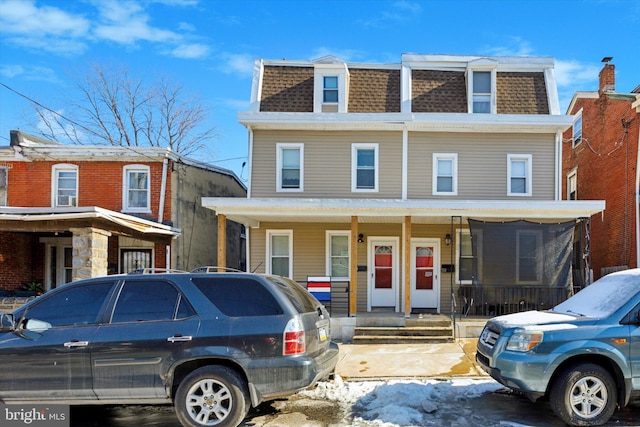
[465,219,575,313]
[468,219,575,287]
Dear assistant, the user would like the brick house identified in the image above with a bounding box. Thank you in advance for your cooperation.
[563,60,640,281]
[0,130,246,293]
[204,54,605,318]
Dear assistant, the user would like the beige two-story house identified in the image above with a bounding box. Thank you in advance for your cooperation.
[203,54,604,318]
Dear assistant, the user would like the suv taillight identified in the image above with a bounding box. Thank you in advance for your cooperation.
[283,318,305,355]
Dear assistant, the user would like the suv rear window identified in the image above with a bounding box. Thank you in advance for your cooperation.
[268,277,318,313]
[192,277,284,317]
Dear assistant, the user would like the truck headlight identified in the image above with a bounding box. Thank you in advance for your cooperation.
[506,329,543,352]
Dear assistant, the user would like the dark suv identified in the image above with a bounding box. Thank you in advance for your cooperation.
[0,271,339,427]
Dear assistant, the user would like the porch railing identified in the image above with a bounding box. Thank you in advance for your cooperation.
[458,285,571,317]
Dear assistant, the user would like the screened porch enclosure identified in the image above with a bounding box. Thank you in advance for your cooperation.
[459,219,576,316]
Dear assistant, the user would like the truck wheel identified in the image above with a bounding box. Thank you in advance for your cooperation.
[550,363,617,426]
[175,366,249,427]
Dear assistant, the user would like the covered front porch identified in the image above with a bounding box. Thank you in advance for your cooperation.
[202,197,604,318]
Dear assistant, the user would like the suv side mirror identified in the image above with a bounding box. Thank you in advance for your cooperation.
[0,313,15,332]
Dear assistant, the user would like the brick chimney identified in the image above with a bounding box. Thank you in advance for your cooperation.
[599,63,615,94]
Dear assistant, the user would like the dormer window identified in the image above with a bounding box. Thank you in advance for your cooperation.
[467,59,497,114]
[313,56,349,113]
[472,71,491,113]
[323,76,339,103]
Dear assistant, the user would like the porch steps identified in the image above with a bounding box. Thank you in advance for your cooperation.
[352,315,454,344]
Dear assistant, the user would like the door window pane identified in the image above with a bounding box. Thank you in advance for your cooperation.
[415,247,434,290]
[374,245,393,289]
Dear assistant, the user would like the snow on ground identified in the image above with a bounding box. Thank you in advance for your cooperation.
[300,375,507,426]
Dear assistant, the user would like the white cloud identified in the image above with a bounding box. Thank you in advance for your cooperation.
[0,64,24,78]
[0,0,90,54]
[218,53,255,77]
[481,37,535,57]
[554,59,600,88]
[170,43,210,59]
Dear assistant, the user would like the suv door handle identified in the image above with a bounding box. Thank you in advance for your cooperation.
[167,335,193,343]
[64,340,89,348]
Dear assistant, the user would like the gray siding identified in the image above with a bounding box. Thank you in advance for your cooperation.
[407,132,556,200]
[251,130,403,198]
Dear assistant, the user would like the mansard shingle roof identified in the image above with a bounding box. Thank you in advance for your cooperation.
[348,68,401,113]
[497,72,549,114]
[412,70,467,113]
[260,66,313,112]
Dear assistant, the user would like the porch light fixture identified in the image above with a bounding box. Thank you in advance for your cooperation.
[445,233,452,246]
[358,233,365,243]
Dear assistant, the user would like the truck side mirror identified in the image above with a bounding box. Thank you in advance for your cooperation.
[0,313,15,332]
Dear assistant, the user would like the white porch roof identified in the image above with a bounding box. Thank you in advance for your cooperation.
[201,198,605,227]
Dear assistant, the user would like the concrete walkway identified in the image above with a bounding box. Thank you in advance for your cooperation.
[335,338,487,380]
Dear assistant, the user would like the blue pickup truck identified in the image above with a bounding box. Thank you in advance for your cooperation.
[477,268,640,426]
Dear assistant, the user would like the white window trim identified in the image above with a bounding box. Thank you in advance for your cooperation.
[51,164,78,208]
[313,63,348,113]
[567,168,578,200]
[432,153,458,195]
[507,154,533,197]
[326,230,351,280]
[516,229,543,285]
[276,143,304,192]
[466,61,497,114]
[572,110,583,147]
[0,166,8,206]
[122,164,151,213]
[456,229,482,285]
[266,229,293,279]
[351,143,379,192]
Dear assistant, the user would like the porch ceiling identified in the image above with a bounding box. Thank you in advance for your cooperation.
[0,206,181,240]
[201,197,605,228]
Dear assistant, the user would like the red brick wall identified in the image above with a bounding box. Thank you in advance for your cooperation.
[6,160,172,222]
[0,232,42,290]
[563,95,639,279]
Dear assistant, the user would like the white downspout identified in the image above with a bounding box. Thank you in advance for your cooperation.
[158,155,169,223]
[555,130,562,200]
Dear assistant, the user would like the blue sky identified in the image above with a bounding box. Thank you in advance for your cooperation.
[1,0,638,180]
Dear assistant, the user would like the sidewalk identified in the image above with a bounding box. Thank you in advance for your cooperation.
[334,338,487,380]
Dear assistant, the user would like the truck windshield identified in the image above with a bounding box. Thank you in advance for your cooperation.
[552,270,640,318]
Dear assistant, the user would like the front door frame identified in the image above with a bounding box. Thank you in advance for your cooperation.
[410,238,441,312]
[367,236,400,312]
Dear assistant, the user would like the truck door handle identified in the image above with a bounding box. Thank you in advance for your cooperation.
[64,340,89,348]
[167,335,192,343]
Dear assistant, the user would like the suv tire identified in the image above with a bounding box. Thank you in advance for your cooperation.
[550,363,617,427]
[175,366,249,427]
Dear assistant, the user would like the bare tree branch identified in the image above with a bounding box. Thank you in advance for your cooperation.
[31,63,217,157]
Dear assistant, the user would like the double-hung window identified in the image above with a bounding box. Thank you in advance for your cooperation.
[326,231,350,279]
[52,164,78,207]
[573,113,583,147]
[507,154,532,196]
[0,167,7,206]
[267,230,292,278]
[567,169,577,200]
[276,143,303,191]
[123,165,150,212]
[352,143,378,192]
[323,76,338,103]
[516,230,543,284]
[432,153,457,195]
[472,71,492,113]
[456,230,481,284]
